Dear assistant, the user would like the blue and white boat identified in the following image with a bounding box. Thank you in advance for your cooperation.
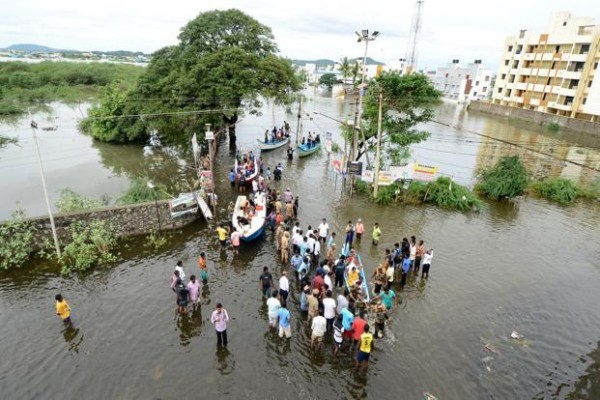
[297,141,321,157]
[231,191,267,242]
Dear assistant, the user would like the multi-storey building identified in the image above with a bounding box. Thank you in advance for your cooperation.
[431,59,494,102]
[492,12,600,122]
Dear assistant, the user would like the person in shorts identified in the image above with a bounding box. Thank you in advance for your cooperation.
[266,291,281,330]
[355,324,374,371]
[278,305,292,339]
[332,314,345,356]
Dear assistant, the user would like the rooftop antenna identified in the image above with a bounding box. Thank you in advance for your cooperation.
[406,0,424,74]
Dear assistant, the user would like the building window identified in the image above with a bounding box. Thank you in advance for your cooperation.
[498,88,503,93]
[565,96,574,105]
[583,97,587,105]
[485,76,490,82]
[483,87,488,92]
[555,45,560,53]
[547,77,552,85]
[505,60,510,66]
[506,89,512,96]
[466,74,470,80]
[513,60,519,68]
[589,80,593,88]
[580,44,590,54]
[473,92,478,96]
[475,80,479,85]
[501,73,506,79]
[445,73,449,78]
[563,21,567,26]
[551,61,556,69]
[542,92,547,101]
[594,62,598,70]
[508,45,513,52]
[569,79,579,89]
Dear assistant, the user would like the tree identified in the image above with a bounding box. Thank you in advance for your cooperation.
[339,57,351,84]
[350,63,360,86]
[360,72,441,163]
[476,155,530,200]
[84,9,300,145]
[319,73,339,88]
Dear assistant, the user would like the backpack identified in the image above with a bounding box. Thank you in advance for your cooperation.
[393,248,402,264]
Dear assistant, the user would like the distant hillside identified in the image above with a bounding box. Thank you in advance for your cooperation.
[293,57,385,67]
[4,43,74,52]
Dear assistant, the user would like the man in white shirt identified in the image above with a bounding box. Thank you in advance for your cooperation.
[175,261,186,282]
[322,290,337,332]
[313,239,321,264]
[266,291,281,330]
[279,271,290,307]
[336,289,349,315]
[292,231,303,254]
[306,233,316,261]
[318,218,329,243]
[311,311,327,350]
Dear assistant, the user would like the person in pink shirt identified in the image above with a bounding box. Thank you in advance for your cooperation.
[231,230,242,254]
[355,218,365,240]
[187,275,201,308]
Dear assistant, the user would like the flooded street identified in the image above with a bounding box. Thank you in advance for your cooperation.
[1,94,600,399]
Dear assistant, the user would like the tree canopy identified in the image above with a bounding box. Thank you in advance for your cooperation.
[361,72,441,163]
[84,9,300,144]
[319,73,339,88]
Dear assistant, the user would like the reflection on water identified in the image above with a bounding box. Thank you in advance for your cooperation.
[62,322,83,353]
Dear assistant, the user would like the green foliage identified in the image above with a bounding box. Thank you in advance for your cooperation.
[117,179,169,205]
[477,155,530,200]
[144,230,168,250]
[578,179,600,200]
[0,207,35,270]
[338,57,351,83]
[0,134,17,149]
[417,177,482,211]
[547,122,560,132]
[0,61,143,115]
[532,177,600,204]
[55,188,105,213]
[319,73,339,87]
[85,9,300,144]
[331,142,341,153]
[354,179,371,195]
[59,220,118,275]
[362,72,441,163]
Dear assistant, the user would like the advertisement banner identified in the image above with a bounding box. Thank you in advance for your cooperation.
[412,163,439,182]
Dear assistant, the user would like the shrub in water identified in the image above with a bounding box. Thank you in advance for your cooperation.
[476,155,530,200]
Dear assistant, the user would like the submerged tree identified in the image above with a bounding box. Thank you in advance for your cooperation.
[360,72,441,163]
[84,9,299,145]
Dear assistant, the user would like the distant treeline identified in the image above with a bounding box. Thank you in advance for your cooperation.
[0,61,143,115]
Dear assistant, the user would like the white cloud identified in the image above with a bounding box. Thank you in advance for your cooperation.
[0,0,597,70]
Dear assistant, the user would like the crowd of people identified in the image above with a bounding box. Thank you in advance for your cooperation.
[263,122,291,144]
[300,131,320,148]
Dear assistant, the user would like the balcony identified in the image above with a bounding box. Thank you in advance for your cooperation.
[520,68,532,75]
[523,53,536,61]
[558,87,576,97]
[515,82,528,90]
[565,54,588,62]
[556,70,583,80]
[549,102,573,112]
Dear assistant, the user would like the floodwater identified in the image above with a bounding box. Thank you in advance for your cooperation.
[1,94,600,399]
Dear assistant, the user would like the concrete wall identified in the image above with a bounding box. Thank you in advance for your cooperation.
[24,200,200,245]
[468,101,600,135]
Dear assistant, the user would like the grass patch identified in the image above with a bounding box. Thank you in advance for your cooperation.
[117,179,170,205]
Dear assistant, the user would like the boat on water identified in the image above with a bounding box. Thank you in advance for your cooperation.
[234,156,259,185]
[342,244,370,302]
[297,142,321,157]
[231,191,267,242]
[257,137,290,152]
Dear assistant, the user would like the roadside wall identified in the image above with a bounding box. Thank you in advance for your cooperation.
[23,200,200,246]
[468,101,600,135]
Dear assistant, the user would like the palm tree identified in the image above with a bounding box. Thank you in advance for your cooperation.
[351,63,360,86]
[339,57,351,84]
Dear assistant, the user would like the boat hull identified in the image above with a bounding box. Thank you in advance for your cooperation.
[343,253,370,302]
[297,142,321,157]
[231,192,267,243]
[257,137,289,151]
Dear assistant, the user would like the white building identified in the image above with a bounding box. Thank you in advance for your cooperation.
[431,60,494,102]
[492,12,600,121]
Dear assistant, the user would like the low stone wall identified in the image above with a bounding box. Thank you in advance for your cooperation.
[467,101,600,136]
[24,200,201,245]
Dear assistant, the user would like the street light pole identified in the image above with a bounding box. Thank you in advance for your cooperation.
[205,123,217,218]
[147,181,161,232]
[31,124,61,257]
[373,89,384,198]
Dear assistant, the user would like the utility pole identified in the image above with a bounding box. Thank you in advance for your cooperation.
[205,123,217,218]
[295,94,303,145]
[31,124,61,257]
[373,89,384,198]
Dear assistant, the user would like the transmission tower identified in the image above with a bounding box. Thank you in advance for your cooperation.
[406,0,424,74]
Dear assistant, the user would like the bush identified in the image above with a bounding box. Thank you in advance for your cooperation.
[420,177,482,211]
[547,122,560,132]
[55,188,106,213]
[118,179,169,205]
[532,178,579,204]
[476,155,530,200]
[59,220,118,275]
[0,207,35,270]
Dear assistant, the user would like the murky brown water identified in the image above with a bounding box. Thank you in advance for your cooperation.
[1,94,600,399]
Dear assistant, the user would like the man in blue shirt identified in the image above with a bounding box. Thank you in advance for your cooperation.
[377,286,397,311]
[228,169,236,188]
[401,256,411,288]
[341,305,355,344]
[278,305,292,338]
[299,286,310,313]
[290,251,303,283]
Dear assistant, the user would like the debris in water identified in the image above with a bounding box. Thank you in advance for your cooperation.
[511,330,524,340]
[423,393,439,400]
[484,343,501,355]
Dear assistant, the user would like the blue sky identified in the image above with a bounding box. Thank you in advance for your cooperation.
[0,0,597,71]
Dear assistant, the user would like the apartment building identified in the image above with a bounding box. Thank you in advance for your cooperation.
[492,12,600,122]
[431,59,494,102]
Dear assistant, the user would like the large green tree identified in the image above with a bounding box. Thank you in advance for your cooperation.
[319,73,339,88]
[85,9,299,145]
[360,72,441,163]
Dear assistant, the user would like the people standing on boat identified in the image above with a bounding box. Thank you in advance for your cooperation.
[55,294,71,324]
[421,249,433,279]
[355,219,365,241]
[187,275,201,308]
[259,266,274,299]
[372,223,382,246]
[210,303,229,347]
[266,291,281,330]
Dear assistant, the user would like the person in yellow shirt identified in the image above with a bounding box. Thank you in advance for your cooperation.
[55,294,71,323]
[216,224,228,247]
[348,266,360,287]
[355,324,374,371]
